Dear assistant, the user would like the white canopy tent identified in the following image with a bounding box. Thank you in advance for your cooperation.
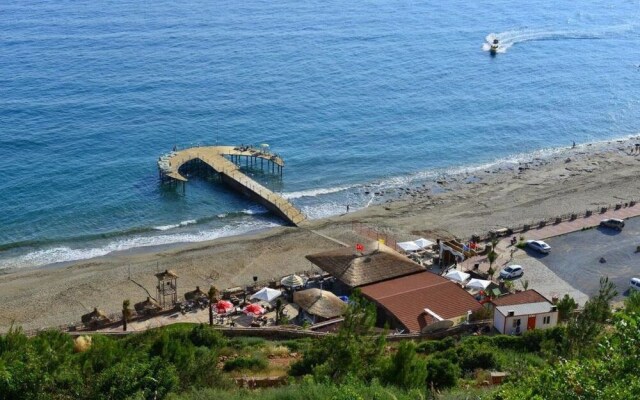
[397,237,435,253]
[444,269,470,283]
[250,287,282,302]
[466,278,492,290]
[397,241,422,252]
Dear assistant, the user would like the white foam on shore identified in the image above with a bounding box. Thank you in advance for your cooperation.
[1,221,279,271]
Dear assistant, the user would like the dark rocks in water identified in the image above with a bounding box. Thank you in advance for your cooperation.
[364,191,370,195]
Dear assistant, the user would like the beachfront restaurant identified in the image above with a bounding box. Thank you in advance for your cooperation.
[360,271,483,334]
[305,242,425,291]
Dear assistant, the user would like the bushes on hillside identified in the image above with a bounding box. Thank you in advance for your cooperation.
[223,355,268,372]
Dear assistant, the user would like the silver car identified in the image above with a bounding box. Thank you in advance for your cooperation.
[527,240,551,254]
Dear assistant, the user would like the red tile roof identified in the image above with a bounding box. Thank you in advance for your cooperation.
[491,289,550,307]
[360,271,483,333]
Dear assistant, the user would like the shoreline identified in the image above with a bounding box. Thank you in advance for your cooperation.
[2,137,640,331]
[2,135,639,273]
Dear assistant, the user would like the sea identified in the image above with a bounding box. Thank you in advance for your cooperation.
[2,0,640,270]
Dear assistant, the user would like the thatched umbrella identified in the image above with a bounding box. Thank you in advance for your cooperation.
[81,307,111,328]
[134,297,162,315]
[281,274,305,288]
[184,286,207,301]
[305,243,424,288]
[293,288,347,320]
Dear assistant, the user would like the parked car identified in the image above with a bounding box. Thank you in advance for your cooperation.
[526,240,551,254]
[630,278,640,292]
[500,265,524,279]
[600,218,625,231]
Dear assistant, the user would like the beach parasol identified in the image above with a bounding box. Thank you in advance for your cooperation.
[444,269,470,283]
[466,278,491,290]
[293,288,347,319]
[215,300,234,314]
[243,303,265,316]
[281,274,305,288]
[250,287,282,302]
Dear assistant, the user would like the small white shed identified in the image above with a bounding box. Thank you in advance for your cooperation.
[491,290,558,334]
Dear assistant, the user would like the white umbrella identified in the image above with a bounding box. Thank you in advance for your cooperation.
[466,278,491,290]
[250,287,282,302]
[445,269,470,283]
[281,274,305,288]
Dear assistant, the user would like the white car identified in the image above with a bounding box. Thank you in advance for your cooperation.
[527,240,551,254]
[630,278,640,292]
[500,265,524,279]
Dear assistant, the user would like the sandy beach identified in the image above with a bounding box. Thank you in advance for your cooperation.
[2,139,640,332]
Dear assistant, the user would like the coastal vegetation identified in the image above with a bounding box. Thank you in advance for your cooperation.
[0,288,639,399]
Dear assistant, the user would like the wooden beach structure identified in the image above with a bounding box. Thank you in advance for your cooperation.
[158,145,306,226]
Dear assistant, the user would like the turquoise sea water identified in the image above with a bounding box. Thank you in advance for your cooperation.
[2,1,640,269]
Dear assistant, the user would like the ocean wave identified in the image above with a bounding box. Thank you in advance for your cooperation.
[1,220,280,270]
[283,185,353,199]
[482,24,635,53]
[241,205,269,215]
[153,219,197,231]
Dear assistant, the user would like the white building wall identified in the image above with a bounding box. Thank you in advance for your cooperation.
[534,311,558,329]
[501,312,558,335]
[494,310,506,334]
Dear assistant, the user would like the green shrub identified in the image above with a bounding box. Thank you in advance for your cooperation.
[223,355,267,372]
[425,358,459,390]
[416,337,456,354]
[189,324,226,348]
[228,337,266,350]
[456,344,498,372]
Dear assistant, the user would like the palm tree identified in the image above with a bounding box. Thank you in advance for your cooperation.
[487,249,497,278]
[274,298,284,326]
[207,285,218,326]
[122,300,131,332]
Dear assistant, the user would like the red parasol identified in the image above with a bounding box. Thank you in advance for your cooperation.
[243,303,265,316]
[215,300,234,314]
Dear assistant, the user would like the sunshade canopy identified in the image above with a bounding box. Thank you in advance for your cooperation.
[250,287,282,302]
[466,278,491,290]
[444,269,470,283]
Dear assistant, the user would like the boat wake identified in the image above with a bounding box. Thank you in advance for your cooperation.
[482,25,634,53]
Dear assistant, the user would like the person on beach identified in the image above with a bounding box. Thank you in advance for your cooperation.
[572,141,576,149]
[346,204,350,213]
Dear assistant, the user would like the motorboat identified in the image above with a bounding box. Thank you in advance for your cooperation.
[490,39,499,54]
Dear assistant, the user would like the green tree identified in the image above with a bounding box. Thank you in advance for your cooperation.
[290,290,386,383]
[122,299,132,332]
[274,298,287,326]
[556,294,577,322]
[564,277,617,357]
[487,248,498,278]
[625,290,640,314]
[381,341,427,390]
[425,358,459,390]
